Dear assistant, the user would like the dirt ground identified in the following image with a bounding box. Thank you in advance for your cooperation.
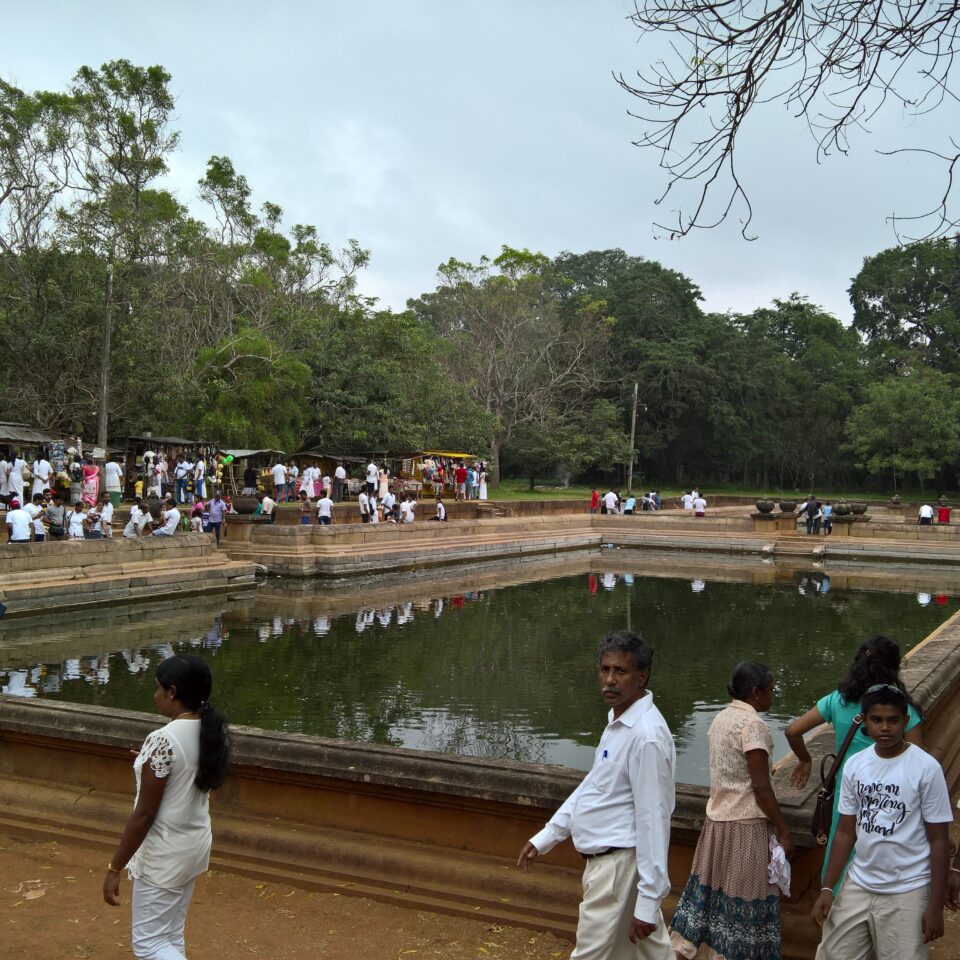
[2,832,959,959]
[0,833,569,960]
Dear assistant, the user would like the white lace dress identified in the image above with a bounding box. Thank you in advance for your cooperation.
[126,718,212,890]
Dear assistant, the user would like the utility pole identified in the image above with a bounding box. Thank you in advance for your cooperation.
[97,260,113,451]
[626,381,638,494]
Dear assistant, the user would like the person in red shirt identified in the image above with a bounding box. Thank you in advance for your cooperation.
[590,488,600,514]
[937,503,951,524]
[454,463,468,501]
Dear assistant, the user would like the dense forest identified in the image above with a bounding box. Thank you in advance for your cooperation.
[2,61,959,492]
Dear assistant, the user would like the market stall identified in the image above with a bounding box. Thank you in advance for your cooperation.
[220,449,287,498]
[291,451,369,498]
[0,421,85,501]
[393,450,479,497]
[112,434,218,500]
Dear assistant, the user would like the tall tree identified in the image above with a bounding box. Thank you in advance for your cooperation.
[850,237,960,375]
[845,370,960,490]
[191,327,310,450]
[410,247,611,484]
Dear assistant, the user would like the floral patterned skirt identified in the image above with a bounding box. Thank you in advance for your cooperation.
[670,817,781,960]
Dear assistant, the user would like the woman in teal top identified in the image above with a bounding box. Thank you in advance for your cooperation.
[785,635,923,885]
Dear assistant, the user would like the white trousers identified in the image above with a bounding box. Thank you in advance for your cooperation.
[570,848,673,960]
[131,877,197,960]
[814,878,929,960]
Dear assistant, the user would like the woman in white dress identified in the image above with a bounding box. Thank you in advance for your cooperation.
[102,655,230,960]
[378,466,390,499]
[301,465,316,499]
[478,463,488,500]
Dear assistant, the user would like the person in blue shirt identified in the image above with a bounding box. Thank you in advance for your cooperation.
[821,501,833,535]
[624,495,637,515]
[785,635,923,889]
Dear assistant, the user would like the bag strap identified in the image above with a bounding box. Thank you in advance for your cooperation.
[820,713,863,791]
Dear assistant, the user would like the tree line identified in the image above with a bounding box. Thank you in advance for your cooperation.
[1,61,958,491]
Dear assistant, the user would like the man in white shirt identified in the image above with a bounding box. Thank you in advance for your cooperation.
[6,498,32,543]
[681,491,694,510]
[430,497,447,522]
[334,463,347,502]
[194,458,206,501]
[517,630,676,960]
[174,459,190,504]
[152,498,180,536]
[24,494,46,542]
[316,493,334,526]
[103,457,124,506]
[693,494,707,517]
[399,494,416,523]
[156,456,168,498]
[366,461,378,497]
[255,492,277,523]
[0,455,10,506]
[123,500,154,538]
[918,503,935,526]
[602,489,619,515]
[31,454,53,497]
[98,492,115,538]
[358,489,371,523]
[271,461,287,502]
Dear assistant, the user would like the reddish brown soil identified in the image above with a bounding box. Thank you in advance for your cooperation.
[3,832,958,959]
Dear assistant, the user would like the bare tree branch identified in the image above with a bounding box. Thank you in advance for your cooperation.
[619,0,960,239]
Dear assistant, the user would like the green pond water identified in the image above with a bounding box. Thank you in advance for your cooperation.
[1,564,956,785]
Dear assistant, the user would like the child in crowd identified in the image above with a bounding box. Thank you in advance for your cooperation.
[298,490,313,525]
[190,502,204,533]
[811,683,952,957]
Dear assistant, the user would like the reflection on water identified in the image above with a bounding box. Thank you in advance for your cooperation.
[1,567,956,785]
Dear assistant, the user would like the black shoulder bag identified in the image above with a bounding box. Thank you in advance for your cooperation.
[811,713,863,845]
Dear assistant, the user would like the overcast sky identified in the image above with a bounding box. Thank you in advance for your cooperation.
[6,1,957,320]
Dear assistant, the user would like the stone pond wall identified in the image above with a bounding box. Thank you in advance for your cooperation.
[3,609,959,957]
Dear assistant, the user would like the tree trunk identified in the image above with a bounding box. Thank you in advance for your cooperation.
[529,473,536,491]
[490,438,501,487]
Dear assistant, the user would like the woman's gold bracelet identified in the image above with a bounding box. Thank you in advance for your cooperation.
[107,863,122,873]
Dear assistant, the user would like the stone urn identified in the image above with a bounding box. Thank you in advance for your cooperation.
[889,494,902,506]
[834,500,852,517]
[232,495,259,515]
[755,498,775,514]
[850,500,868,515]
[778,500,797,513]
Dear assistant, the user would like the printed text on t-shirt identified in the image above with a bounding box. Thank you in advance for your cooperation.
[855,779,907,836]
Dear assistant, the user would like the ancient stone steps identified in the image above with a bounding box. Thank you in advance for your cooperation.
[0,533,256,616]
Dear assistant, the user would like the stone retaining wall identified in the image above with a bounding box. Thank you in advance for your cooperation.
[0,533,257,616]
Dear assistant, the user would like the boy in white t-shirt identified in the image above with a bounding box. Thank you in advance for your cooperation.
[316,494,334,526]
[812,683,953,957]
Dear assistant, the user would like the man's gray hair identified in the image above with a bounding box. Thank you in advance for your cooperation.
[596,630,654,672]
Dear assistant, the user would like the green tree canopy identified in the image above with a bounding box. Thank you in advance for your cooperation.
[845,370,960,490]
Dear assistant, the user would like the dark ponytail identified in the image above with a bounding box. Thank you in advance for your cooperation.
[156,654,230,792]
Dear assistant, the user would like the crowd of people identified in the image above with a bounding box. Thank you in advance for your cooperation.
[519,630,959,960]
